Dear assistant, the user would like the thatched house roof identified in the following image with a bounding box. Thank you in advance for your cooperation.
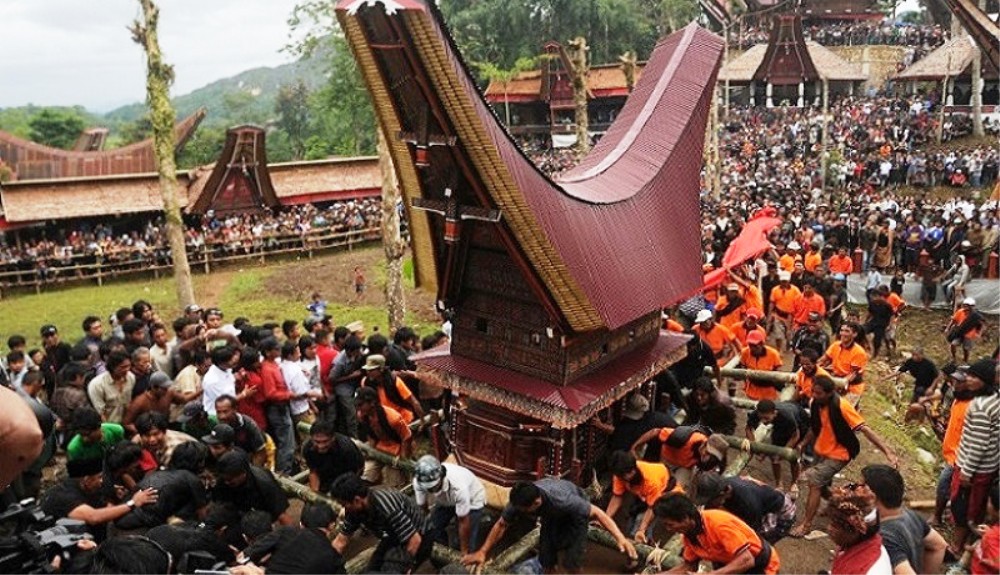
[720,42,867,82]
[894,35,994,81]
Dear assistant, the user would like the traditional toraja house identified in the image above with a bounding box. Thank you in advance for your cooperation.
[0,109,205,181]
[720,14,867,106]
[483,43,643,141]
[336,0,722,484]
[0,125,381,231]
[894,35,999,106]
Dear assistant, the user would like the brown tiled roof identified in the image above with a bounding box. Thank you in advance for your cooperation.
[0,109,205,181]
[484,62,644,102]
[339,0,723,331]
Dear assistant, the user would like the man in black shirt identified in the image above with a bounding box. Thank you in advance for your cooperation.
[214,395,268,465]
[41,457,158,542]
[245,503,346,574]
[671,333,719,389]
[116,440,209,529]
[211,450,293,526]
[40,324,73,397]
[892,347,939,402]
[790,313,830,370]
[302,419,364,493]
[464,478,636,573]
[693,472,795,543]
[865,286,895,359]
[745,400,808,491]
[145,503,241,570]
[591,393,675,467]
[330,473,432,574]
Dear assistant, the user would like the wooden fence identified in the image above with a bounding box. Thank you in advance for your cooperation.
[0,226,382,297]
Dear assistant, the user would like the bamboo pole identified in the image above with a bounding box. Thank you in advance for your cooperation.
[486,527,540,573]
[586,525,678,569]
[704,366,847,388]
[719,435,798,462]
[345,548,375,574]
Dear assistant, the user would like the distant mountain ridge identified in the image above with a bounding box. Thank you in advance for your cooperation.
[104,50,329,127]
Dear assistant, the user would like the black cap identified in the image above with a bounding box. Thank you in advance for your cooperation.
[965,358,997,384]
[40,324,58,337]
[202,423,236,446]
[693,472,727,506]
[177,401,205,423]
[215,449,248,476]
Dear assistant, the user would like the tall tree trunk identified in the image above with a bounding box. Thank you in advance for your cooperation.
[971,0,986,137]
[567,37,590,155]
[377,129,406,332]
[619,51,637,94]
[132,0,195,310]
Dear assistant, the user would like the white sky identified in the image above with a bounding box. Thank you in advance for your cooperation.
[0,0,304,112]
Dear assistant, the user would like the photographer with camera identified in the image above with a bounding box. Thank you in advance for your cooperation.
[41,457,158,542]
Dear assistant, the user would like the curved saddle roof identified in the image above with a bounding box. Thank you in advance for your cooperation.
[337,0,723,332]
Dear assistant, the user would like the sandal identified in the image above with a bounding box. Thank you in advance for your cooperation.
[788,524,810,538]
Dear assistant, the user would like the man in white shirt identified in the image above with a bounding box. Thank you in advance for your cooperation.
[201,346,239,416]
[279,341,321,425]
[413,455,487,554]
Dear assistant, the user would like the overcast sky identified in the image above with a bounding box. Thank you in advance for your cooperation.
[0,0,304,112]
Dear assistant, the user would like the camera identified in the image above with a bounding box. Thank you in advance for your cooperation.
[0,499,91,573]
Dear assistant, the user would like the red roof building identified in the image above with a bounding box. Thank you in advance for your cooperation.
[337,0,722,484]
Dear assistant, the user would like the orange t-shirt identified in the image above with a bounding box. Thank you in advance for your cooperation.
[824,342,868,395]
[792,293,827,326]
[804,252,822,273]
[778,254,796,273]
[664,318,685,333]
[657,428,707,469]
[814,396,865,461]
[828,255,853,275]
[952,309,982,340]
[795,366,831,400]
[362,404,412,456]
[739,346,784,400]
[769,285,802,315]
[715,295,746,329]
[731,323,766,347]
[743,286,763,315]
[886,292,905,314]
[682,509,781,575]
[611,461,681,505]
[694,323,736,361]
[364,375,416,424]
[942,399,971,465]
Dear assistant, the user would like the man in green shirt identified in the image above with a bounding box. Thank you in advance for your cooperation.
[67,408,125,461]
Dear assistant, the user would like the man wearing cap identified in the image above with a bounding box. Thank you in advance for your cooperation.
[790,311,830,370]
[653,493,780,574]
[828,247,854,276]
[184,304,203,322]
[768,271,801,351]
[790,375,898,538]
[202,423,240,462]
[631,426,724,489]
[361,354,424,425]
[605,450,680,544]
[212,449,294,526]
[731,308,767,348]
[122,372,184,436]
[41,457,158,542]
[413,455,486,554]
[738,331,784,401]
[693,310,740,368]
[177,401,216,439]
[950,358,999,555]
[745,399,808,491]
[693,472,795,543]
[590,392,676,462]
[945,297,985,363]
[715,284,747,330]
[779,244,798,273]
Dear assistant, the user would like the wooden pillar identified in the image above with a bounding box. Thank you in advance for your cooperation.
[797,82,805,107]
[766,82,773,108]
[749,81,757,106]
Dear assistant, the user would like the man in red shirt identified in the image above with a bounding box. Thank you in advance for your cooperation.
[314,329,339,394]
[259,338,296,475]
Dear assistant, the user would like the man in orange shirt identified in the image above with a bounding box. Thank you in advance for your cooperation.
[804,243,823,274]
[731,308,766,347]
[631,427,727,489]
[654,493,780,574]
[662,310,684,333]
[789,376,897,538]
[693,310,741,367]
[779,243,799,273]
[792,348,830,406]
[715,284,747,329]
[768,271,801,351]
[738,331,784,400]
[355,386,412,487]
[792,283,827,331]
[884,287,906,356]
[931,366,973,527]
[945,297,986,363]
[828,247,854,275]
[360,354,423,425]
[605,450,680,544]
[819,323,869,404]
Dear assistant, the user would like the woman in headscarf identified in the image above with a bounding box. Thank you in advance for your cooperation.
[826,484,892,574]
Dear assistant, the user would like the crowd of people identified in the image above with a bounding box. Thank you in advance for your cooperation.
[0,200,382,285]
[730,20,948,53]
